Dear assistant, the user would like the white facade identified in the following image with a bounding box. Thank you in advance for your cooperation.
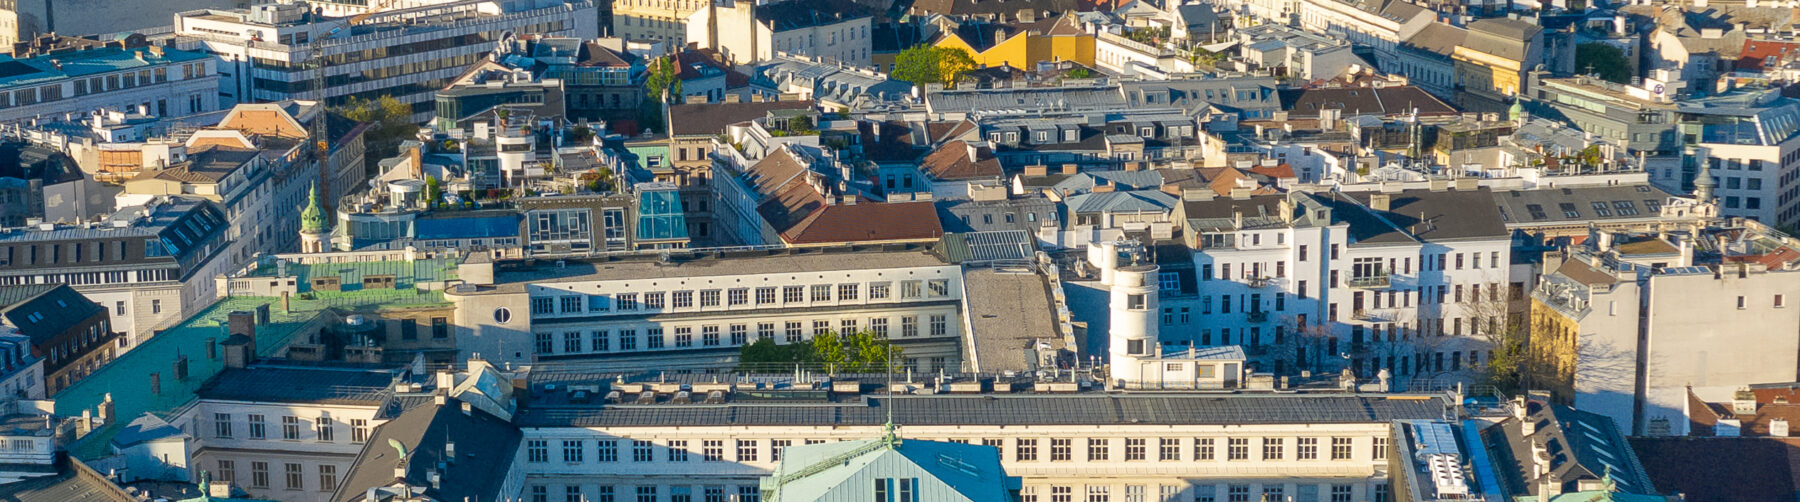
[446,248,971,370]
[686,0,873,67]
[1293,0,1431,71]
[0,48,219,127]
[174,0,597,122]
[173,393,391,501]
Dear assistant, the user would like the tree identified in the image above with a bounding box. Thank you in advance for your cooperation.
[788,115,814,134]
[424,176,441,207]
[639,56,683,133]
[891,45,976,89]
[337,95,416,160]
[736,330,904,373]
[1576,43,1631,84]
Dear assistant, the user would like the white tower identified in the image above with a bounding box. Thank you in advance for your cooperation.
[1098,241,1161,386]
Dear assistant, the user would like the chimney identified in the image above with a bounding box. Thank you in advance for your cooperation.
[436,370,456,391]
[1775,418,1791,437]
[461,401,472,416]
[1596,231,1614,252]
[1370,193,1391,212]
[1733,387,1758,415]
[1061,164,1077,175]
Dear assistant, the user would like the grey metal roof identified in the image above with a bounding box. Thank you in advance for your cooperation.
[926,86,1128,115]
[1344,187,1510,242]
[942,230,1036,263]
[478,245,955,292]
[332,398,522,502]
[515,393,1450,428]
[1065,190,1177,215]
[1491,184,1672,227]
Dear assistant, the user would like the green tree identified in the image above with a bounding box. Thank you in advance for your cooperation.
[846,331,904,372]
[424,176,441,207]
[892,45,976,89]
[737,330,904,373]
[789,115,814,133]
[337,95,416,159]
[811,330,849,370]
[639,56,683,134]
[1576,43,1631,84]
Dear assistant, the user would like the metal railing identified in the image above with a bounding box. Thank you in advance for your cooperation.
[1347,274,1391,288]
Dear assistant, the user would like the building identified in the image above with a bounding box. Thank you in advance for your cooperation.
[1235,24,1365,82]
[1529,217,1800,436]
[0,140,112,226]
[687,0,875,67]
[612,0,707,42]
[0,197,230,342]
[1491,182,1680,239]
[930,13,1095,74]
[760,433,1019,501]
[173,0,597,120]
[328,395,523,502]
[664,98,811,244]
[0,0,246,53]
[1525,72,1682,189]
[0,44,219,127]
[444,244,989,370]
[0,328,42,399]
[1675,90,1800,227]
[0,284,118,395]
[1293,0,1433,71]
[1172,183,1514,385]
[512,368,1448,502]
[1452,18,1543,114]
[1393,22,1463,101]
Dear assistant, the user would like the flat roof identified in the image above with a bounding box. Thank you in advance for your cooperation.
[470,245,955,293]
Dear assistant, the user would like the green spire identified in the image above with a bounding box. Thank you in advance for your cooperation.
[1509,99,1524,123]
[300,185,327,233]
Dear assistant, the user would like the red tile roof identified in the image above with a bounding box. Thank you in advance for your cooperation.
[1738,40,1800,72]
[919,140,1002,180]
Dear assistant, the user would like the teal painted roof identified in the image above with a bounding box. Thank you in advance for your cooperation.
[0,47,210,89]
[54,287,449,460]
[765,436,1014,501]
[242,258,460,293]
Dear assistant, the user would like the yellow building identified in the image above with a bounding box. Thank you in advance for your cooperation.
[1451,18,1543,113]
[932,13,1094,71]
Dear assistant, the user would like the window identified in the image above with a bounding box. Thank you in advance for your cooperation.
[563,440,584,462]
[928,279,950,297]
[1052,486,1074,502]
[315,417,333,442]
[1227,484,1249,502]
[216,460,236,484]
[1086,486,1110,502]
[811,284,832,302]
[1262,438,1283,460]
[648,328,665,349]
[432,317,449,339]
[930,315,948,336]
[1126,438,1146,460]
[1227,438,1249,460]
[729,288,749,306]
[1051,438,1072,461]
[1331,437,1353,460]
[1297,437,1318,460]
[1195,438,1215,460]
[532,297,555,314]
[618,294,638,310]
[672,290,694,309]
[284,463,303,490]
[638,486,658,502]
[869,282,891,299]
[784,286,805,303]
[1330,484,1354,502]
[1373,436,1388,460]
[901,316,918,337]
[984,438,1004,457]
[351,419,369,443]
[737,440,759,461]
[1088,438,1110,461]
[1779,295,1788,308]
[560,296,582,313]
[281,416,301,440]
[704,440,724,461]
[633,440,654,462]
[838,283,859,301]
[567,486,584,502]
[318,465,337,492]
[565,331,582,353]
[250,462,269,488]
[532,486,548,502]
[874,478,919,502]
[1013,438,1040,461]
[645,292,666,309]
[214,413,232,438]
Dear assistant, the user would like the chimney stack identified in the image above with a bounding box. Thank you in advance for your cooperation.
[1370,193,1391,212]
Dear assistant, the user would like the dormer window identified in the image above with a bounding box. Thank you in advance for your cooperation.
[1035,131,1048,143]
[1064,129,1078,142]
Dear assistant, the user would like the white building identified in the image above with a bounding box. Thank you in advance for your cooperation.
[1293,0,1433,71]
[1676,90,1800,227]
[1173,183,1514,387]
[686,0,874,67]
[0,44,220,127]
[173,0,597,122]
[445,244,1066,372]
[511,369,1447,502]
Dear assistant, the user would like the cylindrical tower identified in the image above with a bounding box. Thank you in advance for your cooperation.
[1109,264,1161,385]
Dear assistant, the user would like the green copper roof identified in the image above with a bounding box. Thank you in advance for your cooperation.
[56,286,449,460]
[300,185,327,233]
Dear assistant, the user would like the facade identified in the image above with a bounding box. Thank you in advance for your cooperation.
[1675,90,1800,227]
[1451,18,1543,114]
[0,44,219,127]
[0,0,245,53]
[931,14,1095,73]
[0,328,42,399]
[173,0,597,121]
[665,99,812,245]
[0,283,119,395]
[1525,72,1681,189]
[687,0,875,67]
[612,0,707,42]
[1174,184,1513,386]
[1393,22,1463,101]
[513,375,1443,502]
[1530,218,1800,436]
[444,245,976,370]
[1293,0,1433,71]
[0,197,229,344]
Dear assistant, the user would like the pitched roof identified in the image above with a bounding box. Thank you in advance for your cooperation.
[1404,22,1468,57]
[1485,398,1659,497]
[133,146,262,184]
[919,140,1002,180]
[908,0,1077,17]
[764,438,1014,501]
[1629,437,1800,502]
[1344,187,1510,242]
[0,284,103,345]
[666,100,812,136]
[0,456,136,502]
[1492,184,1673,227]
[747,146,944,245]
[330,397,522,502]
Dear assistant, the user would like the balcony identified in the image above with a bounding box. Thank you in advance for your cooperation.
[1347,274,1390,289]
[1246,276,1275,288]
[1353,309,1386,322]
[1246,310,1269,323]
